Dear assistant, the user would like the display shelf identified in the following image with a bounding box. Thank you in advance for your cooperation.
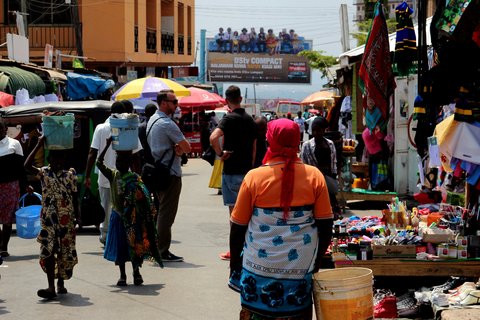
[334,259,480,277]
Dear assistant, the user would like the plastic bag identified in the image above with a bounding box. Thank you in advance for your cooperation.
[79,188,105,226]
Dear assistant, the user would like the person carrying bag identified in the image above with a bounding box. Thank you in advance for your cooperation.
[141,116,175,192]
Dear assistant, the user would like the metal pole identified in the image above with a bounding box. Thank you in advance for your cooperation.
[20,0,27,37]
[417,0,427,95]
[253,83,257,104]
[199,29,206,83]
[340,4,350,52]
[71,0,84,59]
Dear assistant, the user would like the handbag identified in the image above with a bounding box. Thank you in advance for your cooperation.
[201,146,216,166]
[141,116,174,192]
[142,150,175,192]
[80,188,105,226]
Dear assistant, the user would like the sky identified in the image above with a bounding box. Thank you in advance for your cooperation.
[194,0,356,101]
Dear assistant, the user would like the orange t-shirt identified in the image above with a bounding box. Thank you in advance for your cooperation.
[231,159,333,225]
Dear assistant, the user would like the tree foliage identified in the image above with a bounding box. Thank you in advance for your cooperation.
[352,18,397,46]
[297,50,337,79]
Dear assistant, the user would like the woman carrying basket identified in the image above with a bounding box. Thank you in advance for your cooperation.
[25,136,78,300]
[229,119,333,319]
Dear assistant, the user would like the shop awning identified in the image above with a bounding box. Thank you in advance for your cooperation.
[66,72,115,100]
[0,65,46,97]
[19,64,68,82]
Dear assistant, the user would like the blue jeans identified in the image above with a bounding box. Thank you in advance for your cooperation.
[222,174,245,206]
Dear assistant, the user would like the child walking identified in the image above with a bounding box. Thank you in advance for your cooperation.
[25,136,78,300]
[96,138,162,286]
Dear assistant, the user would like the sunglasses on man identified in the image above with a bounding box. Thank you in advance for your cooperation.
[165,99,178,104]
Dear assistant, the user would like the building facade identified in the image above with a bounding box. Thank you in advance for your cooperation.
[0,0,195,82]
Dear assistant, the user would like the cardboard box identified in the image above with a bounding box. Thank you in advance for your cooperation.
[458,246,468,259]
[421,228,455,243]
[373,245,417,258]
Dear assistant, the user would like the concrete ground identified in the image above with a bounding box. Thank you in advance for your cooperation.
[0,158,476,319]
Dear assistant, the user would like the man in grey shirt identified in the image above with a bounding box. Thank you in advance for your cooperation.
[147,90,191,262]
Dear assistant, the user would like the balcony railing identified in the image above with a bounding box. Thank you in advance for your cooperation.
[178,34,184,55]
[0,24,77,49]
[161,32,174,54]
[146,27,157,53]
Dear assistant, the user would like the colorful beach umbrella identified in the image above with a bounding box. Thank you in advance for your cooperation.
[300,90,335,107]
[112,76,190,101]
[178,87,225,108]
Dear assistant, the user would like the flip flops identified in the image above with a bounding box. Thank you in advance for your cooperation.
[37,289,57,300]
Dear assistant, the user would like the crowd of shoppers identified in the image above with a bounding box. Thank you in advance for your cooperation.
[1,85,341,320]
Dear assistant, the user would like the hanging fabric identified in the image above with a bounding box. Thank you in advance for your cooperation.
[359,2,396,121]
[394,1,417,75]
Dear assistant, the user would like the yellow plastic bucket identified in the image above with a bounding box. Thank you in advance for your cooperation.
[313,267,373,320]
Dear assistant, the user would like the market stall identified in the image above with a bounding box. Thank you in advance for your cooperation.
[178,87,225,155]
[321,1,480,318]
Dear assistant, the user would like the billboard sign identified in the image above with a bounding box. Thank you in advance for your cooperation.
[207,52,311,84]
[206,28,312,84]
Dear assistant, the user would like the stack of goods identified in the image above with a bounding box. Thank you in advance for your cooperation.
[332,199,478,262]
[342,138,356,156]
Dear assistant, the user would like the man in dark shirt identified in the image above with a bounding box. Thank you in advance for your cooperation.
[210,85,257,260]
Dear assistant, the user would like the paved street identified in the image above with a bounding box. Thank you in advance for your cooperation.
[0,158,376,320]
[1,159,239,320]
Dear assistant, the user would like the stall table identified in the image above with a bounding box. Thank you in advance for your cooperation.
[335,259,480,277]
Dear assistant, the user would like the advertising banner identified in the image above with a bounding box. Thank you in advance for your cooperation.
[207,52,311,84]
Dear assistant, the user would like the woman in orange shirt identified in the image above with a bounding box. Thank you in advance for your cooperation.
[229,119,333,320]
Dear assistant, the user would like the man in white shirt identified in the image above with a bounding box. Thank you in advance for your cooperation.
[224,27,233,53]
[215,28,226,52]
[293,111,306,143]
[305,114,318,140]
[85,101,142,244]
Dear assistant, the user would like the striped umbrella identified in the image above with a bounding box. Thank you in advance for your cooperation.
[111,76,190,101]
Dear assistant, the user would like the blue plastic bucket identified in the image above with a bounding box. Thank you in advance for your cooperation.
[15,193,42,239]
[42,113,75,150]
[109,115,139,151]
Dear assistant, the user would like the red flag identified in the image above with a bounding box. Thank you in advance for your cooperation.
[359,3,396,120]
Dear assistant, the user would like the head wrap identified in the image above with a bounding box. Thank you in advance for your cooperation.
[262,119,300,220]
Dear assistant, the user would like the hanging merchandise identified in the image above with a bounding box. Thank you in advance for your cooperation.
[371,159,389,191]
[338,96,353,140]
[473,25,480,47]
[436,0,473,35]
[454,87,475,123]
[428,136,442,168]
[394,1,417,76]
[359,2,396,121]
[412,95,426,121]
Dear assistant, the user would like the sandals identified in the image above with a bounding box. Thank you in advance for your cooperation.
[116,278,127,286]
[460,290,480,306]
[37,289,57,300]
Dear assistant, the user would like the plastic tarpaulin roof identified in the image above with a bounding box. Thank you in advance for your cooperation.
[0,65,46,97]
[66,72,115,100]
[0,100,113,119]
